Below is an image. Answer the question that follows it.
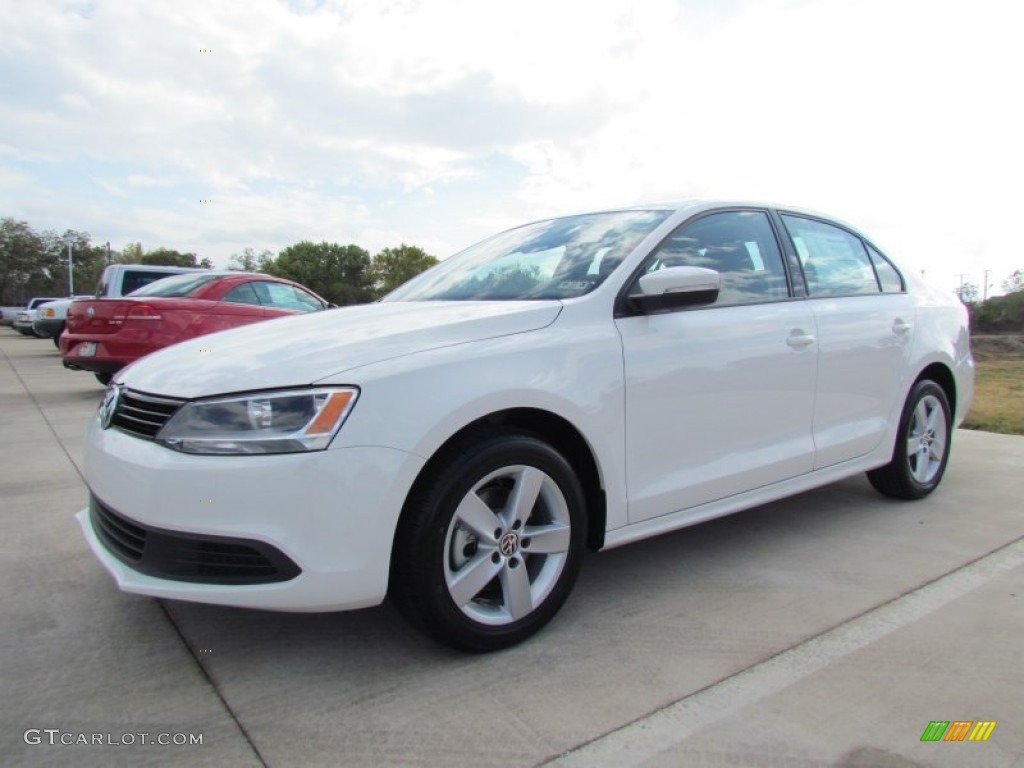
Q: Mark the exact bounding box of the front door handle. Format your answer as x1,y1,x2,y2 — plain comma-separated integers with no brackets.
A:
786,330,816,349
893,318,912,335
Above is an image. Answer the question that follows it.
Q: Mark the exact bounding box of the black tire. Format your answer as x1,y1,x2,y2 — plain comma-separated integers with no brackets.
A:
52,323,65,349
391,430,586,652
868,379,952,500
94,372,113,386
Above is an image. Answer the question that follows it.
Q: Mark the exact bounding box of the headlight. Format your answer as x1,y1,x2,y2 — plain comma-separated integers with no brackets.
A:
156,387,358,455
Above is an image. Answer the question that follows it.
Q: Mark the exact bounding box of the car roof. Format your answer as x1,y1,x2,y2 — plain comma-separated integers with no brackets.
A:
140,271,282,283
527,199,867,241
103,263,205,273
563,198,842,220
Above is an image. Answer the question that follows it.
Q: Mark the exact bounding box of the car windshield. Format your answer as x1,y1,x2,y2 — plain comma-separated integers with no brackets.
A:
127,273,220,298
383,210,671,301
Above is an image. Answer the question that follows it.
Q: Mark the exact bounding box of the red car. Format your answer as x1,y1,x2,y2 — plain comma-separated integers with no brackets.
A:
61,272,329,384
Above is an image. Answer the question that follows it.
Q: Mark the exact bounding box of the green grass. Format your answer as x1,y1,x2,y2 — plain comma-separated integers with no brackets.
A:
961,360,1024,435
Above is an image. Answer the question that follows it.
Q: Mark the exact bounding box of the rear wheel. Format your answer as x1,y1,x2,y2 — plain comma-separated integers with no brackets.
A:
51,323,65,349
868,380,952,500
391,430,586,652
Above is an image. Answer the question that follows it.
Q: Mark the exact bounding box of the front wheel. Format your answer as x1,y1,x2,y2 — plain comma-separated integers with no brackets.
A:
868,380,952,500
94,372,112,386
391,430,586,652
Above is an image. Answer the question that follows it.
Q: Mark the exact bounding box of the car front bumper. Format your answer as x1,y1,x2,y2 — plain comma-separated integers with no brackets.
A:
80,416,425,611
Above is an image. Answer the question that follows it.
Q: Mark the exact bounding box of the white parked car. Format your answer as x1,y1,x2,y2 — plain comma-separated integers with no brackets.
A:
33,295,94,347
13,297,61,336
77,201,973,651
1,306,25,327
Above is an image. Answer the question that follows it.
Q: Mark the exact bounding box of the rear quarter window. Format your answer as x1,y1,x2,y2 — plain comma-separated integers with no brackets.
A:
867,245,905,293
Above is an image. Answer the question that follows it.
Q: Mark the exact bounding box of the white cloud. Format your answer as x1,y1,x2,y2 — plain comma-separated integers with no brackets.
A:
0,167,32,189
0,0,1021,292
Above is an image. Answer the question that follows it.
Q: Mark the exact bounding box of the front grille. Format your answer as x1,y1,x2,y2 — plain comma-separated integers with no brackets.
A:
92,496,146,562
90,496,301,585
111,389,184,439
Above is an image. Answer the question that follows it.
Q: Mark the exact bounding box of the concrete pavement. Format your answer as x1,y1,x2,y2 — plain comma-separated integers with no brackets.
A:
1,329,1021,767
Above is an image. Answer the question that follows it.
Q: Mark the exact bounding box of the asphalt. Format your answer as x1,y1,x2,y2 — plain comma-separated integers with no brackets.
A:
1,329,1021,768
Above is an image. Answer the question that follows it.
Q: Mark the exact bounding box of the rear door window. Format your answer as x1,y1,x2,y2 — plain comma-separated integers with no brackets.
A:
781,215,879,296
252,282,323,311
223,282,263,305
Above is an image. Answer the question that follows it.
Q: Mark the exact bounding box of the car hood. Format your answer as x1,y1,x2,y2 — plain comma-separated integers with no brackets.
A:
118,300,563,398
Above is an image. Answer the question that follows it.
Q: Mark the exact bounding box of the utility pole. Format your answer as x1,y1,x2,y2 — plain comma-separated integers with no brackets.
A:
67,241,74,296
106,241,112,265
957,273,966,301
983,269,991,301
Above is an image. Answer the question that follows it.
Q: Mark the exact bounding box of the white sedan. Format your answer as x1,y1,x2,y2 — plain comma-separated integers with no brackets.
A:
78,201,973,651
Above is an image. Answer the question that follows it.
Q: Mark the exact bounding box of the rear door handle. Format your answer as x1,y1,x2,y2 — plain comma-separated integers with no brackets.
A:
893,318,912,335
786,330,816,349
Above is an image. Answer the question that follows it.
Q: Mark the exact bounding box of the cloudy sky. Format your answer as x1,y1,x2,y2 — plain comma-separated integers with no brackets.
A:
2,0,1021,296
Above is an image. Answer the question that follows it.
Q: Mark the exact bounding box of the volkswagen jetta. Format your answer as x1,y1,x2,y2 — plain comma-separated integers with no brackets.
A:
77,200,973,651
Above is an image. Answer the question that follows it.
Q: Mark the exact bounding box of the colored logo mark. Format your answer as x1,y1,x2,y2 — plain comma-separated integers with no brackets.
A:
920,720,997,742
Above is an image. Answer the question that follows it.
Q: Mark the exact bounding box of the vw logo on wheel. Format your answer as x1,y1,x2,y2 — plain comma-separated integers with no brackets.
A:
99,384,121,429
498,532,519,557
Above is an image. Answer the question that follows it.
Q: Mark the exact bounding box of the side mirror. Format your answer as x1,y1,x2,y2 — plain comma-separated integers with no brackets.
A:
628,266,721,313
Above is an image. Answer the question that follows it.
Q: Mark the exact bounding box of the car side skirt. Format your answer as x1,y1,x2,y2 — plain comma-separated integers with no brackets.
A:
602,444,899,551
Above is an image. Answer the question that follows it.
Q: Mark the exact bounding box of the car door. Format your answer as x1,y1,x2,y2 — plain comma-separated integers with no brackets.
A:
778,214,914,468
615,209,819,523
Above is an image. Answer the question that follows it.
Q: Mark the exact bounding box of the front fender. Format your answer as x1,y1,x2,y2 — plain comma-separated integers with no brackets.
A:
324,322,630,531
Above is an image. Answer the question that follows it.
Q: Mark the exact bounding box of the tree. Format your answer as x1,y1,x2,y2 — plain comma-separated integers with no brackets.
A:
1003,269,1024,295
2,220,221,303
116,244,210,269
41,228,107,297
229,247,275,273
958,282,979,304
140,248,202,267
0,218,47,303
120,242,144,263
0,221,109,301
971,290,1024,333
370,244,438,297
273,241,373,305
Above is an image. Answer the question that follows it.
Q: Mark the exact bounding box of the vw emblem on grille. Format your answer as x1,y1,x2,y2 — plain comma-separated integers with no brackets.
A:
99,384,121,429
499,532,519,557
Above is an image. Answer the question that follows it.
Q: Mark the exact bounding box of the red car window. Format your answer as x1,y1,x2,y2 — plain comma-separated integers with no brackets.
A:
222,282,262,305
